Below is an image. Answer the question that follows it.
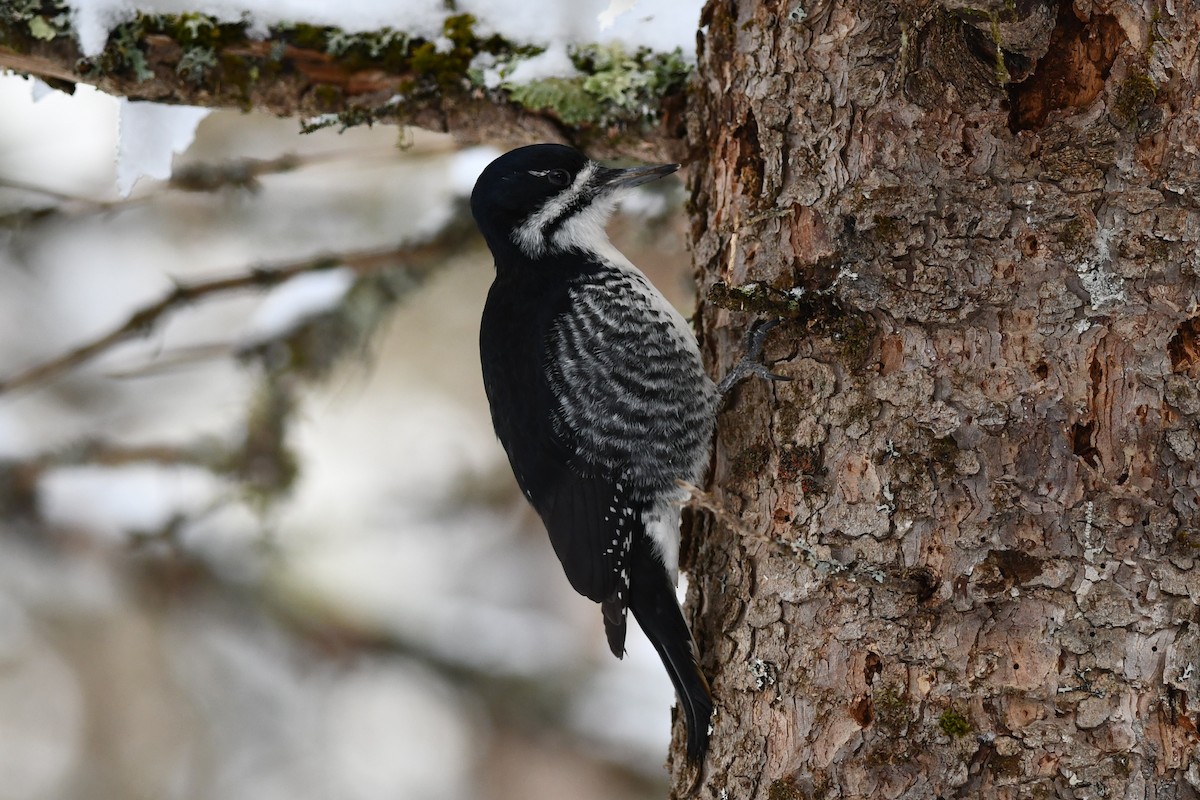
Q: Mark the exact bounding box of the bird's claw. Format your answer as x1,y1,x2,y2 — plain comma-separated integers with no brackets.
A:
717,318,790,396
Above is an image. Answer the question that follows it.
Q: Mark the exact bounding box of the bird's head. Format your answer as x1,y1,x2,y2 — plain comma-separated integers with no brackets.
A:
470,143,678,262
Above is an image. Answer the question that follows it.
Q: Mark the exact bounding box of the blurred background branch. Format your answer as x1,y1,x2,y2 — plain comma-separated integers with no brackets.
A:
0,212,473,394
0,66,693,798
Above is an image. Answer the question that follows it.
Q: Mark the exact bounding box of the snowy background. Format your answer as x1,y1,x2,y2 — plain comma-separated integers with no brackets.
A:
0,2,703,797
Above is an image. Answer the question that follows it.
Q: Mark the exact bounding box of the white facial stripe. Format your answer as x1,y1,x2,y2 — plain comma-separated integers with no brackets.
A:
513,162,597,258
549,195,620,261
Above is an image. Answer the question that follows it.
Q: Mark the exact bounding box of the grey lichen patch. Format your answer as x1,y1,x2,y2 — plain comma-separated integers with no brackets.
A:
1,0,70,44
107,21,155,82
507,78,603,126
708,281,806,317
503,44,690,127
1076,259,1126,309
27,14,59,40
176,45,217,83
749,657,779,691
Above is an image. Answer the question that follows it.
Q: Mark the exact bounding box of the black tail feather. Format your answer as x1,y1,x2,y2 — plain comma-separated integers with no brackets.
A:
601,597,627,658
628,536,712,763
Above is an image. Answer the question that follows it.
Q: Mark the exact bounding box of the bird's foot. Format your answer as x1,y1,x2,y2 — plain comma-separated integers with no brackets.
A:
716,318,791,396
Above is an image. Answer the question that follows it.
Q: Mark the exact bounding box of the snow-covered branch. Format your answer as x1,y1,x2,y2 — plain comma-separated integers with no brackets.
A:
0,2,693,160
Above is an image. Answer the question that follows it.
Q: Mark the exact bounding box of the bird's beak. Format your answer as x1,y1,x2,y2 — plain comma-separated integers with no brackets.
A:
595,162,679,191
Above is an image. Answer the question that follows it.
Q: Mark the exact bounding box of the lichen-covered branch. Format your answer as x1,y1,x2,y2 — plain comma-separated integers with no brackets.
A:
0,2,690,160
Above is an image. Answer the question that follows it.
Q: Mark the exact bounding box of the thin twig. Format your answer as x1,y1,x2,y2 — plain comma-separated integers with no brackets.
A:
0,218,475,395
0,146,408,223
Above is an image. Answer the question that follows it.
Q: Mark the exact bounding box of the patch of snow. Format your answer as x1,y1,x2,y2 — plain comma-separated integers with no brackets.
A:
38,464,224,541
116,99,211,196
241,266,356,345
0,77,118,193
66,0,704,59
324,661,475,800
615,184,671,219
598,0,638,30
448,145,502,196
503,42,578,84
29,78,57,102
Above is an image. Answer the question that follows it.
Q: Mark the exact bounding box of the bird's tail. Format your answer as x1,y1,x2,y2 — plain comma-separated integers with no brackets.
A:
629,535,713,763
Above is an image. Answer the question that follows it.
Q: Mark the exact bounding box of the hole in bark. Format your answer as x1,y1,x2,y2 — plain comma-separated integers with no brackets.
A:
1070,420,1100,467
849,695,874,727
864,652,883,685
903,566,942,601
1033,361,1050,379
1020,234,1040,256
1007,2,1124,132
1013,662,1021,670
989,549,1044,585
734,112,764,201
1090,352,1105,387
1168,316,1200,377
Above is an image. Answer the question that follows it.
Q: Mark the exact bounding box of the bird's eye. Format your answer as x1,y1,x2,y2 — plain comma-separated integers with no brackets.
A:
547,169,571,187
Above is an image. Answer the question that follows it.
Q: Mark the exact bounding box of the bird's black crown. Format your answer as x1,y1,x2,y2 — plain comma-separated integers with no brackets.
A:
470,143,678,262
470,144,590,255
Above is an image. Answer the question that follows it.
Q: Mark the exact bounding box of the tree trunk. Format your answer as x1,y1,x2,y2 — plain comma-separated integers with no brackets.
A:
683,0,1200,797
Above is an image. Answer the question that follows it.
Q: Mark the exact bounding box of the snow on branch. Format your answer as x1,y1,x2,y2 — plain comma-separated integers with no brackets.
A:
0,2,694,160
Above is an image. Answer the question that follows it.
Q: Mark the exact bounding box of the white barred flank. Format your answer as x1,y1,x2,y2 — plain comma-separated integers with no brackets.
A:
545,257,719,577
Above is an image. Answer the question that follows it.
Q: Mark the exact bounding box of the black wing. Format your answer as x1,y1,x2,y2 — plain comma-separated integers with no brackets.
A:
480,273,638,616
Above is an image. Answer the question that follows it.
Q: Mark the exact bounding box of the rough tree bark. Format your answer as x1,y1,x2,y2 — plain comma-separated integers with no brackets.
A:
684,0,1200,798
4,1,1200,798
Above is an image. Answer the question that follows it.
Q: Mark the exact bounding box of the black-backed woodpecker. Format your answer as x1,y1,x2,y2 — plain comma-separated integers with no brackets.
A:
472,143,716,762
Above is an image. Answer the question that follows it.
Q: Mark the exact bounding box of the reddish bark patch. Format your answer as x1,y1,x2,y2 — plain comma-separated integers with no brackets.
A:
1167,316,1200,378
1008,3,1124,132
